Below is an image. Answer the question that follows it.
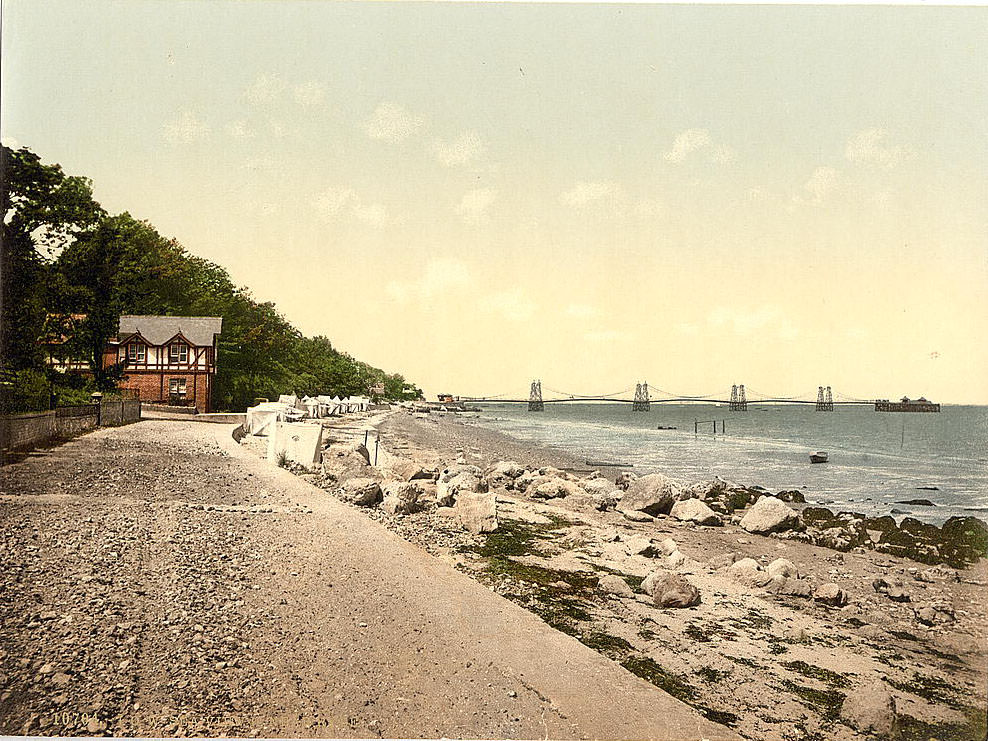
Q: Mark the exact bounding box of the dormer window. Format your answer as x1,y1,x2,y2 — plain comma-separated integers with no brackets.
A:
127,343,146,362
169,343,189,363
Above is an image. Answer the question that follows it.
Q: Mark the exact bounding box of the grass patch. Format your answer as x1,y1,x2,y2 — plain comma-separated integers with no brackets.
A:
620,656,695,703
580,631,634,658
782,661,849,688
890,630,920,642
888,671,969,709
726,655,760,668
696,666,729,683
638,628,658,641
730,608,773,631
896,706,988,741
781,680,846,720
472,517,572,558
684,621,737,643
767,641,790,655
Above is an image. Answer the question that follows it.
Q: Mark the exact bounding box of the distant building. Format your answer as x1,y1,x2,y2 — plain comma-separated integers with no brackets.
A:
111,315,223,413
43,314,92,373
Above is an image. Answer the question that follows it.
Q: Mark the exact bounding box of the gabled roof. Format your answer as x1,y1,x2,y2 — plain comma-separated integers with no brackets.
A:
118,315,222,347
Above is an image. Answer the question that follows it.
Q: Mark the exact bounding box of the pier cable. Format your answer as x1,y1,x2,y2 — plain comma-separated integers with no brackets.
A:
745,388,816,401
648,386,718,400
544,386,632,399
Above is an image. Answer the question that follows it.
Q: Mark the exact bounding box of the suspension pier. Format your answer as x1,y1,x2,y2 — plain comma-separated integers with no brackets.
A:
729,384,747,411
632,382,650,411
815,386,834,411
528,380,544,412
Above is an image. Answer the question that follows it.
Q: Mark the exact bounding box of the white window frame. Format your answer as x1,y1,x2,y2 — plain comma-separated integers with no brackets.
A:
127,343,146,362
168,343,189,364
169,378,187,395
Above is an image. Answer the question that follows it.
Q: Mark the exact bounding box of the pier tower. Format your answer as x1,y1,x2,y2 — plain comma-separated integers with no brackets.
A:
528,380,544,412
632,382,650,411
816,386,834,411
730,384,748,411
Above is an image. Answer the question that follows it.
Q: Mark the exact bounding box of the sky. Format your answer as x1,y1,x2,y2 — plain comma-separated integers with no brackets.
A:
2,1,986,402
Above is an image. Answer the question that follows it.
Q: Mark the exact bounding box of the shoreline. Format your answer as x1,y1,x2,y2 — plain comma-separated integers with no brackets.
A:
288,408,988,740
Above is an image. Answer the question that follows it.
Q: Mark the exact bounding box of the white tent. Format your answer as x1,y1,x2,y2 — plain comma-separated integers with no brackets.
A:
300,396,322,418
245,402,289,436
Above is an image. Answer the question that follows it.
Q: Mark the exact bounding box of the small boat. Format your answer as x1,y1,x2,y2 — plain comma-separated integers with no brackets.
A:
810,451,829,464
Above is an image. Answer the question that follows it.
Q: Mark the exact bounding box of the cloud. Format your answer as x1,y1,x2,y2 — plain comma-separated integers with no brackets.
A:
845,128,909,169
244,74,286,105
162,110,210,144
559,181,661,219
385,258,471,303
434,131,486,167
707,305,799,339
560,180,622,207
455,188,498,224
663,128,734,164
565,303,601,320
480,289,536,322
364,102,424,143
293,81,325,107
226,120,255,140
312,186,388,227
802,166,840,203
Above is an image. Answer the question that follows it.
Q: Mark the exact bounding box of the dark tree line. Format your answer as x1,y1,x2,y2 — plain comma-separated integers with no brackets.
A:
1,145,422,412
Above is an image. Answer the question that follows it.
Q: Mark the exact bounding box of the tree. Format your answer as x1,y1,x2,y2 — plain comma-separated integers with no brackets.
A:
1,146,103,372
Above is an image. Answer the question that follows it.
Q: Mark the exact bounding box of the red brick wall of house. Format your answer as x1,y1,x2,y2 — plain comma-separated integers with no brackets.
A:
118,372,212,413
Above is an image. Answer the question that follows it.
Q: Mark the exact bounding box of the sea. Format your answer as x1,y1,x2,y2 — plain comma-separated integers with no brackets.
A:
468,403,988,526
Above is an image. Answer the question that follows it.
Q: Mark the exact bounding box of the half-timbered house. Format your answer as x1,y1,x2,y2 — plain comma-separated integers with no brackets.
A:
111,315,223,413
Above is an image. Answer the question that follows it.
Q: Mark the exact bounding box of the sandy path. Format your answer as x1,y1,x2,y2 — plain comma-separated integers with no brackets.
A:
0,419,737,740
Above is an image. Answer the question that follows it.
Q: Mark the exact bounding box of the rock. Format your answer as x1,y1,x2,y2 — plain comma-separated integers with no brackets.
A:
729,558,772,587
455,492,499,534
625,536,662,558
338,478,383,506
886,585,911,603
658,537,679,556
840,680,897,736
484,461,525,489
670,498,722,526
681,477,731,500
437,472,483,507
812,583,848,607
642,572,701,608
592,490,621,511
531,477,582,500
740,496,799,534
706,552,741,570
380,482,422,515
622,510,654,523
767,558,799,579
617,473,682,516
581,477,619,497
765,575,814,597
666,550,687,568
896,498,935,506
913,602,954,626
388,458,435,482
775,489,806,503
438,464,482,483
615,471,638,490
915,565,959,583
598,574,635,598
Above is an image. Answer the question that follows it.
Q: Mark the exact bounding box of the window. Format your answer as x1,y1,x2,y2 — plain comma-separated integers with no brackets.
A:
168,343,189,363
169,378,187,396
126,343,146,362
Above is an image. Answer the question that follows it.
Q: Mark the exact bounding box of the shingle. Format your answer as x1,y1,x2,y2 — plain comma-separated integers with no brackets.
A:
118,315,222,346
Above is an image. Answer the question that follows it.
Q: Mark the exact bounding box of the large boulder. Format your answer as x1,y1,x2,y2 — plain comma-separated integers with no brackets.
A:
624,536,662,558
641,572,701,608
387,458,436,482
455,492,499,534
531,477,583,500
380,482,422,515
765,574,814,598
338,478,382,506
812,583,848,607
437,472,483,507
598,574,635,598
617,473,682,516
615,471,638,491
740,496,800,534
729,558,772,587
840,680,897,736
484,461,525,489
670,499,722,526
766,558,799,579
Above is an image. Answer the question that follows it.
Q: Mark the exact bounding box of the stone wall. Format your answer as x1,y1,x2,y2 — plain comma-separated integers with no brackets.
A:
1,400,142,461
